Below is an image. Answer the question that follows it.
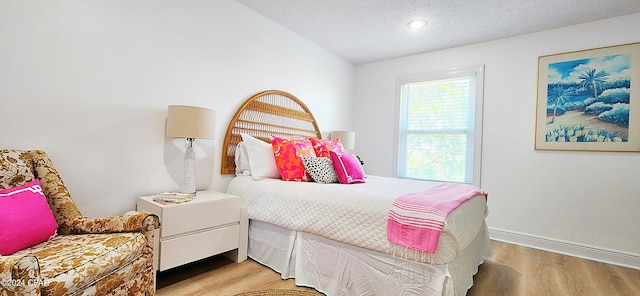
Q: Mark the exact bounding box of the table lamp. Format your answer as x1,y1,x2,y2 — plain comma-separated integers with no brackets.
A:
166,105,216,194
330,131,355,149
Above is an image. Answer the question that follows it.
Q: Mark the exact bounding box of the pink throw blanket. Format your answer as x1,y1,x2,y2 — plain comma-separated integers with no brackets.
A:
387,183,487,253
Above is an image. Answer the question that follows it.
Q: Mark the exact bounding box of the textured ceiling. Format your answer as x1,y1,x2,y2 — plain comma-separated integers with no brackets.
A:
237,0,640,65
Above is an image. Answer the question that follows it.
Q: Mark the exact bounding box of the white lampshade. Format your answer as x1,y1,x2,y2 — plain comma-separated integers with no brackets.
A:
166,105,216,139
330,131,355,149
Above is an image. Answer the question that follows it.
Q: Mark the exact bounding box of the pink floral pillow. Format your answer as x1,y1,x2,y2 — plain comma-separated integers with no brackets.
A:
329,151,365,184
0,179,58,255
271,136,316,181
308,138,345,158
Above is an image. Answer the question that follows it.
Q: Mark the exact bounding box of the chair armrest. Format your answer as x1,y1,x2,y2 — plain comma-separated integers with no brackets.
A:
0,255,41,295
67,212,160,255
67,212,160,234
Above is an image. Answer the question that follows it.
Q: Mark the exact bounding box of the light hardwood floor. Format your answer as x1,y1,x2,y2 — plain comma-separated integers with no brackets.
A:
156,240,640,295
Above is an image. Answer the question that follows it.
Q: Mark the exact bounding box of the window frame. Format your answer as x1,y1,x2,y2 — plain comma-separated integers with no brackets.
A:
393,65,485,186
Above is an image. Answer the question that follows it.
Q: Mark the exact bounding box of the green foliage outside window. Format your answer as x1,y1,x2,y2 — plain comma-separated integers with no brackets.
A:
399,74,477,183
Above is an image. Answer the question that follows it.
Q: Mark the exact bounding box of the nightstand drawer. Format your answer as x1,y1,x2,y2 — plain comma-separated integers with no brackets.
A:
161,196,240,237
159,224,240,271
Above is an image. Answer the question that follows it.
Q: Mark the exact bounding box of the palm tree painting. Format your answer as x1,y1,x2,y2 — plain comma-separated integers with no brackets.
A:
578,68,610,101
544,53,631,143
548,84,574,124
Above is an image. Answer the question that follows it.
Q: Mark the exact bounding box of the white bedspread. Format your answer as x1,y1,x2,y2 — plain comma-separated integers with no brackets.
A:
227,175,488,264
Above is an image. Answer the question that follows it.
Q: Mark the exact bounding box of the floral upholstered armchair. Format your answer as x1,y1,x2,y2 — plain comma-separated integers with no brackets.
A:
0,150,160,296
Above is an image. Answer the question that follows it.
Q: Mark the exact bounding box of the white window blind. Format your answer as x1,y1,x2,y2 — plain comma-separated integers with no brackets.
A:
396,66,484,185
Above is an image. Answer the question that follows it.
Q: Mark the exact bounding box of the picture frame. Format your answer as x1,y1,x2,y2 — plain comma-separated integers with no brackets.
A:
535,42,640,152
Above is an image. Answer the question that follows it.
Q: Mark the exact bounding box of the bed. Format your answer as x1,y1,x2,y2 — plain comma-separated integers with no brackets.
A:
222,90,491,296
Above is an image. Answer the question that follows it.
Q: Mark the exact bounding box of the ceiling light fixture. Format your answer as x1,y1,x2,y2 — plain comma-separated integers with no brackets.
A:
407,19,427,30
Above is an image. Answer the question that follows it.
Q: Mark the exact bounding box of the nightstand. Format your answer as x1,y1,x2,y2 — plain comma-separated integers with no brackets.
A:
136,190,248,272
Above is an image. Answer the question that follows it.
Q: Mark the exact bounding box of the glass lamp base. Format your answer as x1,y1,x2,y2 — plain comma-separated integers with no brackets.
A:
181,138,196,194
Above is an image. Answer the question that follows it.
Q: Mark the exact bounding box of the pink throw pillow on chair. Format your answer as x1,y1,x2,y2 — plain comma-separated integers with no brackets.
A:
329,151,365,184
0,179,58,255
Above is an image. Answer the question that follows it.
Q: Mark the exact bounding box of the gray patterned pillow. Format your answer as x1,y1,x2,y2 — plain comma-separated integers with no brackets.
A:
302,156,339,184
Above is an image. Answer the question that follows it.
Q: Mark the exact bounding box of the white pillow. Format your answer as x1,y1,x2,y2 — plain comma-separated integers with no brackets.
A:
241,133,281,180
234,142,251,176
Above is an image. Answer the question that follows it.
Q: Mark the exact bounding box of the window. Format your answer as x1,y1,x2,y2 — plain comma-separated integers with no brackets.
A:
395,66,484,185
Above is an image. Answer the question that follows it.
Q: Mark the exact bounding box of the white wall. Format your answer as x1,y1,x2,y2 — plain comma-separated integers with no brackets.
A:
1,0,637,268
355,14,640,265
0,1,354,217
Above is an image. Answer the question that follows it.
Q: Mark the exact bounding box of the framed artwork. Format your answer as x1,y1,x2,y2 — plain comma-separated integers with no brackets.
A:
535,42,640,152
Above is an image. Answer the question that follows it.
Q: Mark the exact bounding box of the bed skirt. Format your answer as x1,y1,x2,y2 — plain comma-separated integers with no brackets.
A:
248,220,491,296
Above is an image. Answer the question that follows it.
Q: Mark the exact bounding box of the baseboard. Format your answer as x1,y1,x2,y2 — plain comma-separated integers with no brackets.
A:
488,227,640,270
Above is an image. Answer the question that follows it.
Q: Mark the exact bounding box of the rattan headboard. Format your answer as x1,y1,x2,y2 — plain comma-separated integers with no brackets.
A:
221,90,322,174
